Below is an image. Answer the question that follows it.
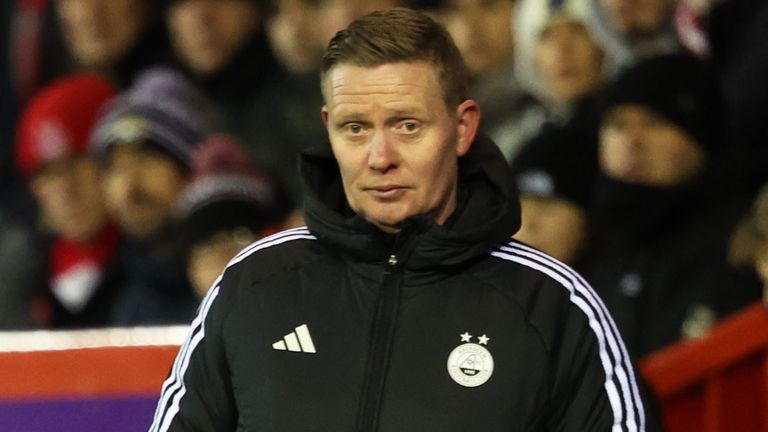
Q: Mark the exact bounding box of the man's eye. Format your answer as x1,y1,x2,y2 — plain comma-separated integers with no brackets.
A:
346,123,363,134
398,122,419,133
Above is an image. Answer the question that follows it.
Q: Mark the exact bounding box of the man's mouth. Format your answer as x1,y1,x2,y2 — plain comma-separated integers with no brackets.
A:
367,185,406,199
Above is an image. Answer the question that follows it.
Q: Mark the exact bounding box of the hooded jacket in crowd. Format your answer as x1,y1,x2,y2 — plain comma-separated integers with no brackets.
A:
180,31,321,209
580,54,760,359
150,136,644,431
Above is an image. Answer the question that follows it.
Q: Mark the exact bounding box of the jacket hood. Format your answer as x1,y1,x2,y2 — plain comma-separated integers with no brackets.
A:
300,135,521,271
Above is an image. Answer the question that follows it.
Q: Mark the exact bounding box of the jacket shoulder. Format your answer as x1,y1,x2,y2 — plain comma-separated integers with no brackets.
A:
480,239,583,299
479,240,617,351
483,240,645,430
222,227,320,282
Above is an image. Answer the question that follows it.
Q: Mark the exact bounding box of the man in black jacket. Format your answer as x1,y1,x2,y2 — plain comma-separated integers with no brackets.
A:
150,8,645,431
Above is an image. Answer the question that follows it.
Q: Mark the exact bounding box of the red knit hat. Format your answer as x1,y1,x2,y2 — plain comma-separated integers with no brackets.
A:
15,74,117,178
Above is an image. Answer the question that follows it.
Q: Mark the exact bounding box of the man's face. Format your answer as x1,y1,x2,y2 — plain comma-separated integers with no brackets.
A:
102,144,187,239
322,61,479,233
599,105,706,186
535,21,603,104
441,0,516,74
55,0,147,68
31,156,107,243
267,0,324,75
167,0,259,75
599,0,671,37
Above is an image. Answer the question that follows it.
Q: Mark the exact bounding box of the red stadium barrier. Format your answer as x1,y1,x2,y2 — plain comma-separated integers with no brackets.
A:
0,346,179,399
0,327,186,432
640,302,768,432
0,327,184,399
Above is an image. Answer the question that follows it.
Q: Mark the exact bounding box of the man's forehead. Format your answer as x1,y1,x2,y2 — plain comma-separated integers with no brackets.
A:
327,61,438,87
324,61,442,106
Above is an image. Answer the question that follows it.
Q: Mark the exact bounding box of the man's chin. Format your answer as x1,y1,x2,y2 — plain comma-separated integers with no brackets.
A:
362,212,408,234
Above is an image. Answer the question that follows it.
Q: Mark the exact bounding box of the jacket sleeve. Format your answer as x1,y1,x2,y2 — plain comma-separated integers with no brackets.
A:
546,276,647,432
148,277,237,432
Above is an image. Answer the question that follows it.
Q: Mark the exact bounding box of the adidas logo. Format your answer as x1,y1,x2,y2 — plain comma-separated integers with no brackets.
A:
272,324,316,353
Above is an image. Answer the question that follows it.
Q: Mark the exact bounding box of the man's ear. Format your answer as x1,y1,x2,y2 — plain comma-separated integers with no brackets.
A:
455,99,480,156
321,106,329,127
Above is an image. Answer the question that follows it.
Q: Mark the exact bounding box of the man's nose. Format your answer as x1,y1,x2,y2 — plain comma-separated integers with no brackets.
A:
368,131,399,172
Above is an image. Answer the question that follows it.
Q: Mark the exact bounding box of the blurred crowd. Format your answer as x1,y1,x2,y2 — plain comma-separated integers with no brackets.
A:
1,0,767,362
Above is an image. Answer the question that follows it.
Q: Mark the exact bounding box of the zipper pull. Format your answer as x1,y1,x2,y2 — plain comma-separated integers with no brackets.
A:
387,254,398,266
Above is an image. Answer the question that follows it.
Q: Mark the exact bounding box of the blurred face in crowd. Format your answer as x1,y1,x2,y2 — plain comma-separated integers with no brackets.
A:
187,228,254,298
167,0,260,75
102,144,187,239
55,0,149,69
514,196,588,264
30,156,108,243
599,0,672,38
440,0,516,74
267,0,325,75
535,21,603,104
317,0,400,46
599,105,706,187
322,61,479,233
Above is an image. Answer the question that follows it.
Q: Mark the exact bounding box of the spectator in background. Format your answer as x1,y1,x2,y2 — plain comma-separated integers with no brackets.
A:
581,53,759,358
1,6,42,328
584,0,680,66
316,0,402,46
164,0,302,205
514,0,608,122
0,1,43,330
511,123,597,266
15,74,120,328
434,0,545,162
262,0,328,223
266,0,325,76
90,68,207,326
45,0,171,88
174,134,289,298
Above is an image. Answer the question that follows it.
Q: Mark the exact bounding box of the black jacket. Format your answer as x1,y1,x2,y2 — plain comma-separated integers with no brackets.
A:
582,173,758,359
150,137,644,431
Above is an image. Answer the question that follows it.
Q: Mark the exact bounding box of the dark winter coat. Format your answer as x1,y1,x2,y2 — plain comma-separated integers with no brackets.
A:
581,173,759,358
150,136,645,432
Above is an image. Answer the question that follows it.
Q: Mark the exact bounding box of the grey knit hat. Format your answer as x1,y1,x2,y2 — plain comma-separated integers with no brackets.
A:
89,67,211,168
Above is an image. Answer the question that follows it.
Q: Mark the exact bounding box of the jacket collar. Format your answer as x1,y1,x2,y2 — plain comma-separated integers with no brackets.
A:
300,135,521,271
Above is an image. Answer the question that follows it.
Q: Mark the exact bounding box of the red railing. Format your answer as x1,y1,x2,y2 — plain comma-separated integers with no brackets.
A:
0,346,179,399
0,326,184,400
640,302,768,432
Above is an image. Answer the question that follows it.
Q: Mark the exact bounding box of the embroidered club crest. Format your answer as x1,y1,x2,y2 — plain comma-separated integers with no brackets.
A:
447,332,494,387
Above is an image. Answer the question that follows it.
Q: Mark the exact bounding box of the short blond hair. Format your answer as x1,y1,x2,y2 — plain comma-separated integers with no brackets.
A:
320,7,469,108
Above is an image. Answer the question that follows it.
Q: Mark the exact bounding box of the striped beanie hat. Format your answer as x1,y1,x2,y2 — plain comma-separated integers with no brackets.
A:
174,134,289,247
89,67,210,168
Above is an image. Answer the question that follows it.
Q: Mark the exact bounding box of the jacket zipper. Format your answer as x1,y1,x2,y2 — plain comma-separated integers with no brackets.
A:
355,253,403,432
